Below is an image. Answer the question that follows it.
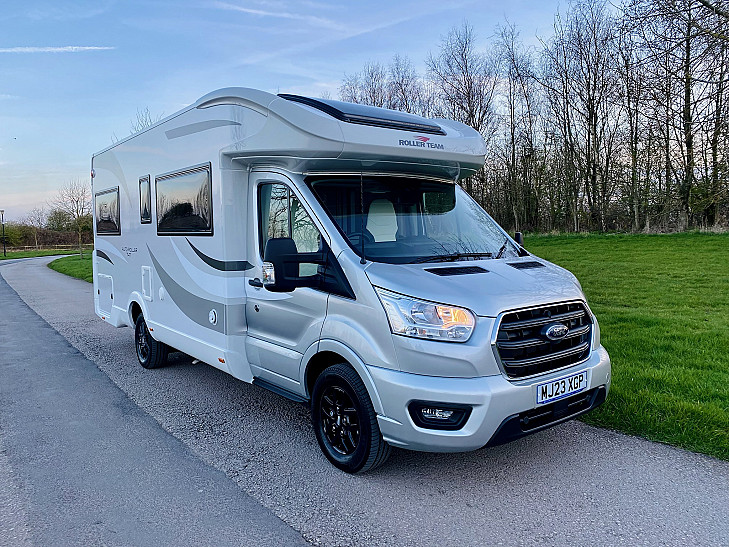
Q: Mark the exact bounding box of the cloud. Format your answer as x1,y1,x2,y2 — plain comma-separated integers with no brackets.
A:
0,46,115,53
212,1,342,30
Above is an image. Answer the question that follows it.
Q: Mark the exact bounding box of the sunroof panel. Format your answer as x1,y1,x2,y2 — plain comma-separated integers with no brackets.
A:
279,94,445,135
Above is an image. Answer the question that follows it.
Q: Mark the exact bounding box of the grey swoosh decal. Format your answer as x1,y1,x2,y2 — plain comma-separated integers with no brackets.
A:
148,247,226,334
187,238,253,272
165,120,241,139
96,249,114,265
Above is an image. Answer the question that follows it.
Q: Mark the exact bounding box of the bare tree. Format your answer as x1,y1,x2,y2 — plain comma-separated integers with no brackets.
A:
426,22,500,195
333,1,729,233
112,107,164,143
130,107,164,134
51,179,91,257
23,207,46,249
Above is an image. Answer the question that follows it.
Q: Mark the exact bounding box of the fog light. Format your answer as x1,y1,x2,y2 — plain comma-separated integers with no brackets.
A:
421,408,454,420
408,401,472,431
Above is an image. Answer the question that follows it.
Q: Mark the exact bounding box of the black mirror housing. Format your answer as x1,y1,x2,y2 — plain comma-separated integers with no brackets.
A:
514,231,524,246
263,237,326,292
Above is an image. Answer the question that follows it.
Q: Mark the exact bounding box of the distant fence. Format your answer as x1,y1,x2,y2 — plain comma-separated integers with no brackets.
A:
8,244,94,252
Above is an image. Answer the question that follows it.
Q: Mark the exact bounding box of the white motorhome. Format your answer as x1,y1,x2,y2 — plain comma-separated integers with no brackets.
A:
92,88,610,473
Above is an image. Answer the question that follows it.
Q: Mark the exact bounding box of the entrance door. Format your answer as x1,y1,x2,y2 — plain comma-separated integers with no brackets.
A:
244,173,328,388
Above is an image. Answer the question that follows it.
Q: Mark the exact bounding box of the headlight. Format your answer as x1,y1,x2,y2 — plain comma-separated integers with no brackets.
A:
374,287,475,342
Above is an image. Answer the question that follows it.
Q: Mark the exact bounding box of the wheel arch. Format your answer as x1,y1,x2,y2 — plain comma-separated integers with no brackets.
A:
301,339,384,415
127,292,148,328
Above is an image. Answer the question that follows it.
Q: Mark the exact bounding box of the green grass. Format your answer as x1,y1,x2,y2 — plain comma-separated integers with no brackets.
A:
48,254,93,283
526,232,729,461
45,233,729,460
0,249,78,260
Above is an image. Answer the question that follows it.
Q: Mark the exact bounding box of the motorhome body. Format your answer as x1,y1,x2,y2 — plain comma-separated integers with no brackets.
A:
92,88,611,472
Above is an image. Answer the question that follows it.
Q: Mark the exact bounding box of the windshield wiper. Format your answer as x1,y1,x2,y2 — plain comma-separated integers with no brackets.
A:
495,238,509,259
410,252,493,264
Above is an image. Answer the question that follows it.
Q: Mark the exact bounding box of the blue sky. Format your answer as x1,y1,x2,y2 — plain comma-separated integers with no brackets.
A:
0,0,559,220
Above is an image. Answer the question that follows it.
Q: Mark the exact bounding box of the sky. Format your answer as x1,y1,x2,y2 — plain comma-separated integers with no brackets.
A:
0,0,561,221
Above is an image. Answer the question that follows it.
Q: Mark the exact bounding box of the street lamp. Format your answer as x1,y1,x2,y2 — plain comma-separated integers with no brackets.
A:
0,209,5,257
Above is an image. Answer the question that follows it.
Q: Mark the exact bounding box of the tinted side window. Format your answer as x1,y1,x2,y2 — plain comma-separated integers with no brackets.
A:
259,183,289,255
95,187,121,235
258,183,321,275
156,164,212,235
139,176,151,224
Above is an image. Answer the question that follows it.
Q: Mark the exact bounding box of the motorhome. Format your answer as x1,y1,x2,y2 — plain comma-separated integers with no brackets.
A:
91,88,611,473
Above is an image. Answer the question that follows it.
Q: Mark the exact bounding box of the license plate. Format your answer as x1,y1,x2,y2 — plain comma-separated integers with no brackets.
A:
536,370,589,405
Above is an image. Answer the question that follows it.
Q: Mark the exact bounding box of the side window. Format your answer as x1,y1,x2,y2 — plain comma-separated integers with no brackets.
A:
258,183,321,275
291,194,320,253
95,187,121,235
156,163,212,235
139,175,151,224
259,183,289,254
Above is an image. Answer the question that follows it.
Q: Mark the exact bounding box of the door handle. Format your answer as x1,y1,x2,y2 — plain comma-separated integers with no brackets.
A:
248,278,263,288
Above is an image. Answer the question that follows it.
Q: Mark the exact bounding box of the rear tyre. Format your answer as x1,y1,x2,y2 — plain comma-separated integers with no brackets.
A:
134,315,168,369
312,363,391,473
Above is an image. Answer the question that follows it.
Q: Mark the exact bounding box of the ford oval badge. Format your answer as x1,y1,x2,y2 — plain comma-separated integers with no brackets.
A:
544,323,569,341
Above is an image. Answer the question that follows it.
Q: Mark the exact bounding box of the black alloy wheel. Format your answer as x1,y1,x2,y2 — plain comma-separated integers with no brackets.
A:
312,363,390,473
134,315,168,369
320,385,361,456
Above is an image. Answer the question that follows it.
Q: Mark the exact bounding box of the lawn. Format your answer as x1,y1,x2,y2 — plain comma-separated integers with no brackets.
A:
47,234,729,460
527,232,729,461
48,254,93,283
0,249,79,260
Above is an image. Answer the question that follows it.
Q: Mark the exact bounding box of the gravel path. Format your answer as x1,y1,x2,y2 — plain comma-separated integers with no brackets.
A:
1,256,728,546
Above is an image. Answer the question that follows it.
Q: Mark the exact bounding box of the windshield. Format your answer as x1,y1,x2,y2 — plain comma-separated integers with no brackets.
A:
307,176,520,264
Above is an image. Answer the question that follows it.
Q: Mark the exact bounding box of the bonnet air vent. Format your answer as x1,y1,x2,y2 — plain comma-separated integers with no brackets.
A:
278,94,446,135
508,261,546,270
424,266,489,276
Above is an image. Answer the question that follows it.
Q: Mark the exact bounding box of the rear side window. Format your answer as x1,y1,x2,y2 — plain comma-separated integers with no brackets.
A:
156,164,212,235
95,187,121,235
139,175,151,224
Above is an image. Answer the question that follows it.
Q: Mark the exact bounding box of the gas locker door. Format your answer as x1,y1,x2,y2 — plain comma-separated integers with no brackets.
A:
244,174,328,388
97,274,114,317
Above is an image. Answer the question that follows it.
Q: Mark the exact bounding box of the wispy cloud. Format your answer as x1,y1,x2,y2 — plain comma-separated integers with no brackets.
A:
212,1,342,30
0,46,115,53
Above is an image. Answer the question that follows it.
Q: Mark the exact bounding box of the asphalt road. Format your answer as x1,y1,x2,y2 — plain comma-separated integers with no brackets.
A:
0,259,307,547
1,256,728,546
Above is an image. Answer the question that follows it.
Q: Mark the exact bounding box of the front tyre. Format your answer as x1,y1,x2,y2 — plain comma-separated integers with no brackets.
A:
312,363,390,473
134,315,168,369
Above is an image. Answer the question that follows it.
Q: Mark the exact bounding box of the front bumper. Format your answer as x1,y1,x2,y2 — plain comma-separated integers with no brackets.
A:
368,345,611,452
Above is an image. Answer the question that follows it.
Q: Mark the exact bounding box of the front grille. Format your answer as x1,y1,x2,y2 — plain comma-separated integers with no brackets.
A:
495,301,592,379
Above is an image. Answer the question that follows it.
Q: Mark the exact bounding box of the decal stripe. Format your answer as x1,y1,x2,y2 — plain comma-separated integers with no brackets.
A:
147,246,247,336
148,247,226,334
186,238,253,272
165,120,241,139
96,249,114,265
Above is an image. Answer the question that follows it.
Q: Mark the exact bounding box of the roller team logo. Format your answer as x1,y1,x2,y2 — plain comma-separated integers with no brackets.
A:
399,135,445,150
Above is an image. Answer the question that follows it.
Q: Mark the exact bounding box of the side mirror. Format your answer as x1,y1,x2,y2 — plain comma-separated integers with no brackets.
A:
262,237,325,292
514,231,524,247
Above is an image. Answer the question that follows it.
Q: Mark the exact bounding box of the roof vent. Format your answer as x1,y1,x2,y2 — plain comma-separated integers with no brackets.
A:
507,261,546,270
424,266,489,276
279,94,446,135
